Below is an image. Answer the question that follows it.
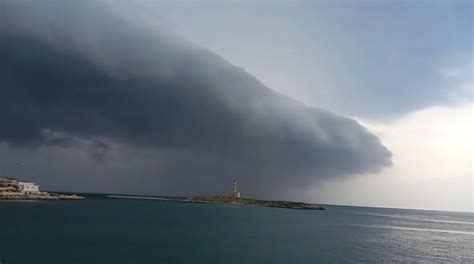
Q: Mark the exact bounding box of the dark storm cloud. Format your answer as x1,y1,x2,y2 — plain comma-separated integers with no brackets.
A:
0,1,391,198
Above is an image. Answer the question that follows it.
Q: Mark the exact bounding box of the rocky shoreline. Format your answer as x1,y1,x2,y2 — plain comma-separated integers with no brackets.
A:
0,192,85,201
187,196,325,210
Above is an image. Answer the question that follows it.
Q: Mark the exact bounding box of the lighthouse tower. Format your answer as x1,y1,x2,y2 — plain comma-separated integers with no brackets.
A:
232,180,241,198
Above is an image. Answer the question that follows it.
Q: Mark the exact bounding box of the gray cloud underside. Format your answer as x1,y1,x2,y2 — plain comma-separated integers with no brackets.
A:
0,1,391,198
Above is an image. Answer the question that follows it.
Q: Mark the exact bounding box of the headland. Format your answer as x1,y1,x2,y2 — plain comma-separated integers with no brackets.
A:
187,195,325,210
0,176,84,200
187,180,324,210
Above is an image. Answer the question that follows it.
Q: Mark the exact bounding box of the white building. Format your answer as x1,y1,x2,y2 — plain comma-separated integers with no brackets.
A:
18,182,40,193
232,180,241,198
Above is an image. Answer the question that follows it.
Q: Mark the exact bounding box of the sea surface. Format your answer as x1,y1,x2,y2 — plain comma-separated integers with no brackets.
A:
0,197,473,263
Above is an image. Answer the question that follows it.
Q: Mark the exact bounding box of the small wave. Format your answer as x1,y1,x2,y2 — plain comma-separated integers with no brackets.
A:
351,212,474,226
349,224,474,235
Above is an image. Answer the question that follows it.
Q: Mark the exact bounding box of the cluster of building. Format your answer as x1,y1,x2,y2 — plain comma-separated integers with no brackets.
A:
0,176,40,195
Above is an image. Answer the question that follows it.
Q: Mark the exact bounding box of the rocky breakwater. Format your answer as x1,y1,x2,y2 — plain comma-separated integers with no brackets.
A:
188,196,325,210
0,176,84,200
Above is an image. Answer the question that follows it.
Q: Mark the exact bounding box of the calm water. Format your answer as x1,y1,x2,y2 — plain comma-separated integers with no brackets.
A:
0,198,472,263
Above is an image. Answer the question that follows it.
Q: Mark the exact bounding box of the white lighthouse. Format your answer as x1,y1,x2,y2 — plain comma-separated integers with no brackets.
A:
232,180,241,198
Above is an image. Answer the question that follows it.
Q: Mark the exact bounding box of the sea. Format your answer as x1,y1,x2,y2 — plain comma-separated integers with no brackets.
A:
0,196,473,264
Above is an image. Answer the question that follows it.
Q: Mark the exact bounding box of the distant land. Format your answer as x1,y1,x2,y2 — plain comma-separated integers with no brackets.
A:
1,177,324,210
106,180,325,210
188,196,325,210
0,177,84,200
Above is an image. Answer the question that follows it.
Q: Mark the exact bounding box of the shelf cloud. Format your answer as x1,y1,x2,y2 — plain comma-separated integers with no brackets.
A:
0,1,391,198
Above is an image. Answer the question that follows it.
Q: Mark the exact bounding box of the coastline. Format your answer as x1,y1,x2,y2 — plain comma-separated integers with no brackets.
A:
0,192,85,201
1,176,85,201
186,196,325,210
